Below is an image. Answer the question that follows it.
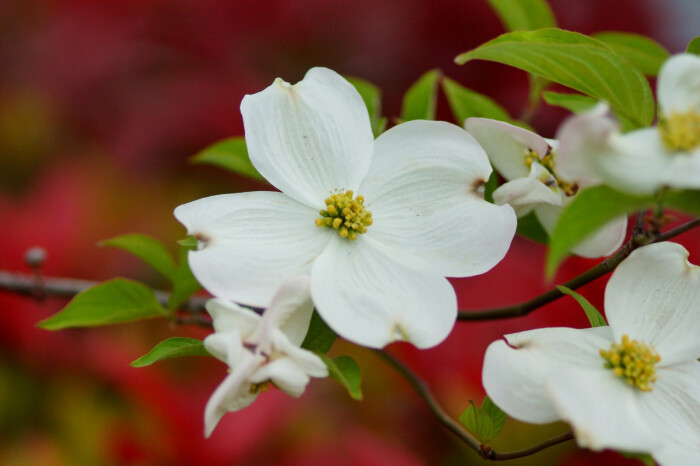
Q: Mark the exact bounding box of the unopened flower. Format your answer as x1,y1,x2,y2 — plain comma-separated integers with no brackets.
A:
465,118,626,258
482,242,700,464
556,53,700,195
203,275,327,437
176,67,516,349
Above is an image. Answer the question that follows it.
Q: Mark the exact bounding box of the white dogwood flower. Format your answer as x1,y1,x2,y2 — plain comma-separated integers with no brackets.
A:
465,118,626,258
556,53,700,195
175,67,516,349
203,275,327,437
482,242,700,465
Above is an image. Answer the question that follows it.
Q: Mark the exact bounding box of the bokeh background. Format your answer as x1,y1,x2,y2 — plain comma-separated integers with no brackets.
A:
1,0,699,464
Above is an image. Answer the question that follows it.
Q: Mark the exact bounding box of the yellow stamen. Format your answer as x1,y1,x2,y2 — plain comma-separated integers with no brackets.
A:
599,335,661,392
523,148,579,197
316,189,373,240
659,111,700,152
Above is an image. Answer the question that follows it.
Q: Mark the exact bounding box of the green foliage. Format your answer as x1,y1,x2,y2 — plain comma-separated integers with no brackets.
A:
347,76,386,136
177,237,198,247
459,396,507,443
542,91,636,132
687,36,700,55
556,286,607,328
546,186,655,278
319,354,363,400
38,279,166,330
131,337,211,367
483,171,499,204
167,246,202,311
487,0,556,31
401,69,440,121
516,211,549,244
441,77,511,125
455,28,655,128
593,32,669,76
301,311,337,353
100,233,178,282
664,190,700,217
619,452,656,466
190,137,264,180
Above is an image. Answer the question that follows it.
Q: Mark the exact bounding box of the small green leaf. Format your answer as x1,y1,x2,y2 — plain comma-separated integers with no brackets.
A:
619,452,655,466
547,186,654,278
542,91,636,132
593,32,669,76
556,285,607,328
401,69,441,121
483,171,499,204
131,337,211,367
100,234,178,282
177,237,198,247
687,36,700,55
482,396,507,436
167,246,202,311
487,0,556,31
664,190,700,217
190,137,263,180
516,211,549,244
455,28,655,128
38,278,167,330
459,400,496,443
441,77,511,125
319,354,363,400
346,76,384,137
301,311,337,353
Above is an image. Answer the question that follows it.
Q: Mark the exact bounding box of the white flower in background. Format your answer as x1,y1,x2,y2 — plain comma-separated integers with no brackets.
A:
482,242,700,465
203,275,327,437
465,117,626,258
556,53,700,195
175,67,517,349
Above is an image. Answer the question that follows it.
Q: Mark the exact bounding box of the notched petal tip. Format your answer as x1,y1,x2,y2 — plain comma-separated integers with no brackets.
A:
471,178,487,198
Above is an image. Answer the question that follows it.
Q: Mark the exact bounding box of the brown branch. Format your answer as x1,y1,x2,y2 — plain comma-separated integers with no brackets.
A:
374,350,574,461
458,217,699,321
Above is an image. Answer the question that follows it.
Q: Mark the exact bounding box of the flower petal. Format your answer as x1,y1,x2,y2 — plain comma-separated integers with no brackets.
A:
492,163,562,216
482,327,613,424
250,357,311,398
310,236,457,349
605,242,700,365
465,117,550,181
359,120,516,277
175,191,330,307
271,329,328,378
204,330,244,366
639,361,700,465
257,275,314,347
534,204,626,258
240,67,374,207
205,298,260,336
546,368,660,453
657,53,700,116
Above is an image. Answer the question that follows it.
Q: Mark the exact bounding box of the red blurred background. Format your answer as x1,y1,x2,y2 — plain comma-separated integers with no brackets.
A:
1,0,698,464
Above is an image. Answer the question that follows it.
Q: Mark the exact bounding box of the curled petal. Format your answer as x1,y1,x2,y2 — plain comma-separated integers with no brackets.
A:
482,327,612,424
204,330,245,366
605,242,700,365
657,53,700,116
271,329,328,378
492,163,562,216
241,67,374,207
311,236,457,349
206,298,260,336
255,275,314,347
250,357,311,398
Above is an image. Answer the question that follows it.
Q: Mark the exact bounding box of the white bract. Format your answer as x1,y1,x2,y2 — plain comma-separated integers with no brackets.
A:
175,67,517,349
482,242,700,465
556,53,700,195
203,275,327,438
465,118,626,258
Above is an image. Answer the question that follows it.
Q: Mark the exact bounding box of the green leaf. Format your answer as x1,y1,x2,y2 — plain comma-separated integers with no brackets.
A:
459,400,496,443
482,396,507,436
441,77,511,125
664,190,700,217
177,237,198,248
301,311,337,353
319,354,363,400
190,137,263,180
542,91,637,132
593,32,669,76
516,211,549,244
546,186,654,278
455,28,655,128
401,69,440,121
347,77,385,137
38,278,167,330
487,0,556,31
100,234,178,282
167,246,202,311
619,452,655,466
131,337,211,367
687,36,700,55
556,285,607,328
483,171,499,204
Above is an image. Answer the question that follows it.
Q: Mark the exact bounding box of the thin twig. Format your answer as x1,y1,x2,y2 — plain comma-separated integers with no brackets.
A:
458,216,699,321
374,350,574,461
